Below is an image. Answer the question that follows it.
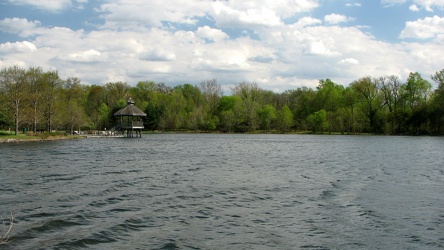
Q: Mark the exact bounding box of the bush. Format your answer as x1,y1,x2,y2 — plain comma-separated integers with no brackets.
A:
0,131,13,136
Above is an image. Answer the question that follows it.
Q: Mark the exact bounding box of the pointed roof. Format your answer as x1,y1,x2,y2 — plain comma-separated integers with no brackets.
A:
114,98,147,116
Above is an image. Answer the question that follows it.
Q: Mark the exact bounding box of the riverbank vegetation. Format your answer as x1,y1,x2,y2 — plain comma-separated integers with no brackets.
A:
1,65,444,135
0,130,83,143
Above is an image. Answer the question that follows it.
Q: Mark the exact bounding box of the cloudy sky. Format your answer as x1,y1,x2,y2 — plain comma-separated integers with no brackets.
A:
0,0,443,93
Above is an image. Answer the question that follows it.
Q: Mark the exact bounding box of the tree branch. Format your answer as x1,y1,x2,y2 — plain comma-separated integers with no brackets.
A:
0,213,14,244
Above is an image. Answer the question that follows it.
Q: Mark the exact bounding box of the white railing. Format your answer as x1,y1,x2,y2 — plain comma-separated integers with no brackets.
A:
117,121,144,128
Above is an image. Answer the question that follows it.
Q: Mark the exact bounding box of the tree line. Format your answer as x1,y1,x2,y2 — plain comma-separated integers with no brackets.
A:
1,65,444,135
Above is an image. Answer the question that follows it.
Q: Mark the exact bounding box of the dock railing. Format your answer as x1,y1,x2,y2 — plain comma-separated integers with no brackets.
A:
116,121,144,129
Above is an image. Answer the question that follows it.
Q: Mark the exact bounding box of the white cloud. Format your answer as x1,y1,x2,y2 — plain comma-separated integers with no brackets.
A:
345,3,361,7
339,58,359,65
98,0,210,30
6,0,74,12
0,41,37,53
196,26,229,42
305,40,340,56
295,17,322,27
400,15,444,39
189,38,253,73
212,2,281,28
382,0,444,11
409,4,420,11
403,42,444,74
211,0,319,29
249,55,274,63
324,14,354,25
271,25,424,85
0,18,41,36
58,49,102,63
0,19,430,91
1,0,444,92
413,0,444,11
139,49,176,62
381,0,407,7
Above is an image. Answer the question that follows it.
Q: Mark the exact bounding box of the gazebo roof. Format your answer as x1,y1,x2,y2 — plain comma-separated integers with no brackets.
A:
114,98,147,116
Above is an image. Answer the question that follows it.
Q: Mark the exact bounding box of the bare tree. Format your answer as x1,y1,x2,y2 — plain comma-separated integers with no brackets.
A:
351,76,385,132
25,67,44,133
200,79,222,116
376,75,402,133
105,81,130,108
63,77,88,134
41,70,62,132
231,82,262,131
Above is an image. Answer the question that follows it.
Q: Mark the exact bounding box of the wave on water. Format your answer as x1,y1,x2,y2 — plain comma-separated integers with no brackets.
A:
0,134,443,249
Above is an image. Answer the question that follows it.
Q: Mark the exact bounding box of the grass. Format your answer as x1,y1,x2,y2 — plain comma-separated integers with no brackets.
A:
0,131,39,140
0,131,15,136
0,130,84,142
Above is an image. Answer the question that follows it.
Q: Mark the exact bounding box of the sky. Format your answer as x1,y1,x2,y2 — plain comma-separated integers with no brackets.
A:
0,0,444,93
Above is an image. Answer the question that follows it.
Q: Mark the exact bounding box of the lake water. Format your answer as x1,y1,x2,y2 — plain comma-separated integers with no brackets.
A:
0,134,443,249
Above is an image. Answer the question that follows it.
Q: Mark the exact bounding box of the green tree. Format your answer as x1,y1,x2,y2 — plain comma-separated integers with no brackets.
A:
159,90,187,130
24,67,44,133
314,79,344,112
0,91,12,129
376,75,403,134
231,82,262,131
314,79,345,132
216,96,237,114
430,69,444,133
105,82,130,110
307,109,328,133
86,85,107,129
0,66,27,135
98,103,110,130
404,72,432,111
61,77,89,134
342,86,358,133
276,105,293,133
216,96,243,132
41,71,62,132
144,103,165,130
179,84,202,107
285,87,316,130
403,72,432,133
200,111,219,131
174,84,202,128
258,104,276,132
219,110,236,132
130,81,158,110
200,79,222,116
350,76,385,132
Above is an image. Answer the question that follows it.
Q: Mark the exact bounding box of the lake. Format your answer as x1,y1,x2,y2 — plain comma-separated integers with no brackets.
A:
0,134,443,249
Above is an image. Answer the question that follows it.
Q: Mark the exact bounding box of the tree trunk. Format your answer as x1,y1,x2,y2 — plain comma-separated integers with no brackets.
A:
15,100,19,135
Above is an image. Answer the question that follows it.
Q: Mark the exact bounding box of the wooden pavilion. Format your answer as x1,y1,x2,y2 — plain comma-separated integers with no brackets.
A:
113,98,147,137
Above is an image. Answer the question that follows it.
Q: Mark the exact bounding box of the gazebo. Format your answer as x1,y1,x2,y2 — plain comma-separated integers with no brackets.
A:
114,98,147,137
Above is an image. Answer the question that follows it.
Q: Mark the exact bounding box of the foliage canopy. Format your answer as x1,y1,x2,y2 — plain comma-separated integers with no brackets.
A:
1,65,443,135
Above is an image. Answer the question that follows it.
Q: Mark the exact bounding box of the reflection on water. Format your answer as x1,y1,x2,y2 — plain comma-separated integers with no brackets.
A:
0,134,443,249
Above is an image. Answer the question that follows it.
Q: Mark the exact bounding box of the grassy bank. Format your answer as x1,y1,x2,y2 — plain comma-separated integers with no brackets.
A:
0,131,85,143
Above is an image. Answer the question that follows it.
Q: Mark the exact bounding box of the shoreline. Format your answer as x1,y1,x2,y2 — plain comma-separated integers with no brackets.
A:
0,136,87,143
1,132,440,143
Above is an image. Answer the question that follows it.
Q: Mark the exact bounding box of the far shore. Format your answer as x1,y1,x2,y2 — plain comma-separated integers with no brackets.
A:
1,130,440,143
0,134,87,143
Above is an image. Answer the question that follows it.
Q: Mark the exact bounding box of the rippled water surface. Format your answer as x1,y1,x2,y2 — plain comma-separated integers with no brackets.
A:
0,134,443,249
